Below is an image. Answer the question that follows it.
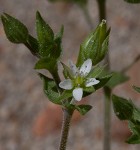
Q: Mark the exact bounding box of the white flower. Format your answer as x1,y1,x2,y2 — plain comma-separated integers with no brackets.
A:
59,59,100,101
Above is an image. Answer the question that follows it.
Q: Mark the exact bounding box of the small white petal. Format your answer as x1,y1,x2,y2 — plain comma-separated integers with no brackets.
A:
85,78,100,87
69,60,78,75
73,88,83,101
80,59,92,76
59,79,73,90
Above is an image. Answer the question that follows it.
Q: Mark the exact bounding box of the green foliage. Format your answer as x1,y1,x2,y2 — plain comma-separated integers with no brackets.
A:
133,86,140,93
112,95,134,120
75,104,92,115
87,65,105,78
61,62,73,79
25,35,39,56
48,0,88,6
77,20,110,66
65,104,92,115
1,13,28,43
106,72,129,89
34,12,64,75
36,11,54,57
39,73,72,105
94,73,113,90
34,57,57,73
112,94,140,144
124,0,140,3
127,121,140,144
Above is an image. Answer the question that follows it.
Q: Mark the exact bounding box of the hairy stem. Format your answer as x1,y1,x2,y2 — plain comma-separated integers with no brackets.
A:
59,109,73,150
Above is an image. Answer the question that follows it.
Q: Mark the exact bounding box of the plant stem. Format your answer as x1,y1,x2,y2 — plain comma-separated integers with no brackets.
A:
103,86,111,150
96,0,106,22
80,5,94,30
96,1,112,150
59,109,73,150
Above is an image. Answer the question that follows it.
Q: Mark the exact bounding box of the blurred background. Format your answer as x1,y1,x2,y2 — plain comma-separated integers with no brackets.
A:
0,0,140,150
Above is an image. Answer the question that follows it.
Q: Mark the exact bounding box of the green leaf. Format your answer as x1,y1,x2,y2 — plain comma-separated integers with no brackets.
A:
77,20,110,66
124,0,140,3
25,35,39,57
34,57,57,72
133,86,140,93
1,13,28,43
55,25,64,42
39,73,61,104
126,121,140,144
126,134,140,144
40,74,72,102
53,25,64,60
36,11,54,57
94,73,113,90
132,107,140,123
75,104,92,115
106,72,129,89
112,95,134,120
39,73,72,105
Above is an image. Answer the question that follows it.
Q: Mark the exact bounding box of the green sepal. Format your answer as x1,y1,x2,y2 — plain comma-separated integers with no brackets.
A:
61,62,73,79
65,104,92,115
133,86,140,93
59,90,73,103
1,13,28,43
87,65,105,78
94,73,113,90
77,20,110,66
124,0,140,3
83,73,112,97
126,121,140,144
106,72,129,89
112,95,134,120
39,73,72,105
83,86,95,93
75,104,92,115
36,11,54,57
34,57,57,72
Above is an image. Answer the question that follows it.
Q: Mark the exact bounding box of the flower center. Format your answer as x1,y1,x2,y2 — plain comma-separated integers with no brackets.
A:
74,75,84,87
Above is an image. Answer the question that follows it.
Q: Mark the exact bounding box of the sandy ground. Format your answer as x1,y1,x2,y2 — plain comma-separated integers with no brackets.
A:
0,0,140,150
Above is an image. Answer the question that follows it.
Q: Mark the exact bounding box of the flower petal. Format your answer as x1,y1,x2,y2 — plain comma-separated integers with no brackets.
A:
59,79,73,90
73,88,83,101
85,78,100,87
69,60,78,75
80,59,92,76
